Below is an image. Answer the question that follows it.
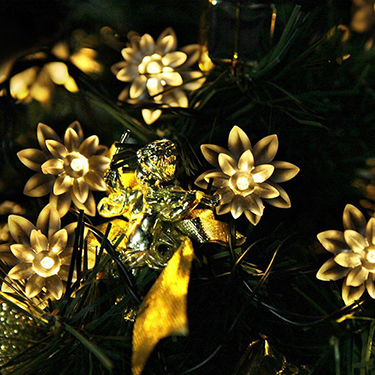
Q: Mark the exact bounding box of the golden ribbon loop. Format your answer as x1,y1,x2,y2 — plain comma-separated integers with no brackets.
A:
177,209,246,246
131,238,194,375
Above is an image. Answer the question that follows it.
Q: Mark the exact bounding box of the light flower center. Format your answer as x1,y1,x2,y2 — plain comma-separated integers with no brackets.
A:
33,251,61,278
236,176,251,191
70,158,85,172
40,256,55,270
64,152,89,178
367,250,375,264
139,54,164,75
229,172,255,196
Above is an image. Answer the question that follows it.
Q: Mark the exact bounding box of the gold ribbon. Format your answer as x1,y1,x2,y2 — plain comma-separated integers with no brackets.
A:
131,237,194,375
177,209,245,246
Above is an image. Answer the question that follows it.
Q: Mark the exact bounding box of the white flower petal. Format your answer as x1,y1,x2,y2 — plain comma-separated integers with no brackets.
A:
366,274,375,298
264,183,291,208
79,135,99,158
238,150,254,172
161,89,188,107
8,263,34,280
244,194,264,216
84,171,107,191
37,123,60,152
25,274,45,298
270,161,300,183
41,159,64,175
231,196,245,219
252,164,275,183
156,28,177,55
343,204,366,235
346,266,369,287
24,173,54,197
129,75,147,99
142,109,162,124
216,187,235,205
8,215,35,245
344,230,367,253
254,182,280,199
121,47,134,62
67,121,84,142
45,140,68,159
162,51,187,68
181,71,205,91
50,192,72,218
53,175,73,195
218,153,238,177
59,247,73,265
228,126,251,159
64,128,80,152
201,144,231,168
30,229,48,253
253,135,279,165
160,72,183,86
179,44,200,68
46,275,64,300
49,229,68,254
216,203,231,215
10,244,35,262
317,230,347,254
366,218,375,246
72,191,96,216
244,210,261,226
334,252,361,268
316,258,350,281
203,171,230,188
73,179,89,203
146,77,163,96
89,155,110,173
342,282,365,305
194,169,217,189
140,33,156,55
17,149,46,171
36,204,61,239
116,64,139,82
58,264,70,281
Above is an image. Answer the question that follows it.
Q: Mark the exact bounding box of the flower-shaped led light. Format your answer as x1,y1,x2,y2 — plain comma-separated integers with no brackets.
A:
111,28,204,124
2,205,78,300
18,121,110,217
316,204,375,305
195,126,299,225
1,41,101,104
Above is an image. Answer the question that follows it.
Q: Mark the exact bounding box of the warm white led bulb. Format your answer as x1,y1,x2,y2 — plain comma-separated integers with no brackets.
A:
367,250,375,264
70,158,84,172
236,176,250,191
40,256,54,270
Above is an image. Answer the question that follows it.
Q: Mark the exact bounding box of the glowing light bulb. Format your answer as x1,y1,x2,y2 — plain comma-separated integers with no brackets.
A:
367,250,375,264
236,176,250,191
70,158,84,171
147,62,162,74
40,257,54,270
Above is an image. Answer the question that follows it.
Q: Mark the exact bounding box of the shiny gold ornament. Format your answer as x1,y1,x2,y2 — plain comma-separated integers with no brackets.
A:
317,204,375,305
98,138,220,269
111,28,205,124
195,126,299,225
18,121,110,217
2,204,93,300
131,238,194,375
